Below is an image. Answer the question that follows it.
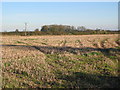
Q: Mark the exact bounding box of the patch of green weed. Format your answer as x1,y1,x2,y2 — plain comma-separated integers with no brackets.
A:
4,62,11,67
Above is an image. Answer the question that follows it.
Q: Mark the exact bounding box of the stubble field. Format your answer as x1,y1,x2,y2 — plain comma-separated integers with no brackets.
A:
1,34,120,88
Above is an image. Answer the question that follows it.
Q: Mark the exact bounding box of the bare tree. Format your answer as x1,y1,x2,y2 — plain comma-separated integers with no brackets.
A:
77,26,86,31
24,22,27,36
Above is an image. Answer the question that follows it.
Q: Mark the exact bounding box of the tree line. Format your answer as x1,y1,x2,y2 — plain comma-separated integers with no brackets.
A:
1,24,120,35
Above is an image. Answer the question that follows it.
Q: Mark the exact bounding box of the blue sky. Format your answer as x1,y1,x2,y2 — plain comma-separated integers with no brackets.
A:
2,2,118,31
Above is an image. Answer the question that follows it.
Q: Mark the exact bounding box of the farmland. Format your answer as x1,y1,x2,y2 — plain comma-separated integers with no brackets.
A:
1,34,120,88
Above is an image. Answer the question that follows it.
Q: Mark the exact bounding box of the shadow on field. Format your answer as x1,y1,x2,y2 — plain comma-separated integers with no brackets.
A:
1,44,120,59
2,45,120,88
49,72,120,88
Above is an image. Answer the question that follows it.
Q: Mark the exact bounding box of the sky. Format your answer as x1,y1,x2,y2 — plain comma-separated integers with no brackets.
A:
2,0,119,2
2,2,118,31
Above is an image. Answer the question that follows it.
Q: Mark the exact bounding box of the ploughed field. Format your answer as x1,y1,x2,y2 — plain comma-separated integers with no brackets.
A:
1,34,120,88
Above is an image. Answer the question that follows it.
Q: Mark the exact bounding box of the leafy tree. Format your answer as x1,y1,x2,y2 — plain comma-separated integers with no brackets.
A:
35,28,40,32
41,25,49,32
34,28,40,35
15,29,19,32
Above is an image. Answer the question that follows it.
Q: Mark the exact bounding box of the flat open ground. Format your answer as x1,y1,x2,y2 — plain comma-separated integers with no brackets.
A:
1,34,120,88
